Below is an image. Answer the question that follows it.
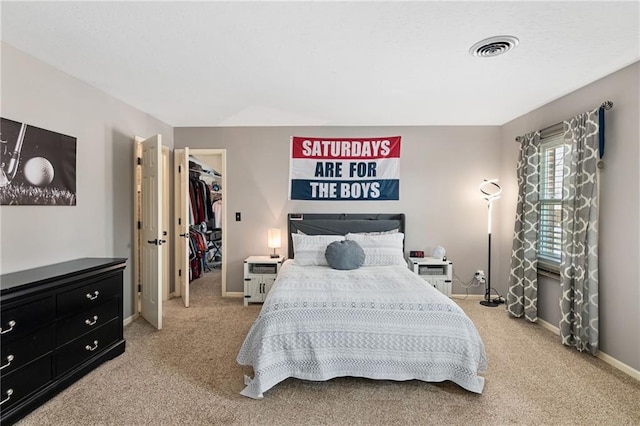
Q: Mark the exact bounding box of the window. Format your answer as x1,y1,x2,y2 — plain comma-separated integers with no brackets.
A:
538,133,565,272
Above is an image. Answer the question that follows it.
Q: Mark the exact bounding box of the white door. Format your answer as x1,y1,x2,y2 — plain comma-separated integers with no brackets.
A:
174,148,190,307
140,135,163,329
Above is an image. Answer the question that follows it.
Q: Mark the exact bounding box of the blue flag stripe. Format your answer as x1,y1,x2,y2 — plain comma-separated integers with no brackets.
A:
291,179,399,200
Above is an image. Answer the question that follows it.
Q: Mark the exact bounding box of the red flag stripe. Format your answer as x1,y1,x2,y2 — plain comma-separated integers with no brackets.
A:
291,136,401,159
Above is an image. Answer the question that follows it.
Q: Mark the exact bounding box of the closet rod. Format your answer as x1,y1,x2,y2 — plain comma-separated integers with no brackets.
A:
514,100,613,142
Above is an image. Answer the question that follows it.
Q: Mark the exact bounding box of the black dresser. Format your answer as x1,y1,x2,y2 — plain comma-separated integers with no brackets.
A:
0,258,127,425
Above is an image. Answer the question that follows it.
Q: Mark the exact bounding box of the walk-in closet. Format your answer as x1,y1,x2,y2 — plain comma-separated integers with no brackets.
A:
186,155,223,280
174,148,227,308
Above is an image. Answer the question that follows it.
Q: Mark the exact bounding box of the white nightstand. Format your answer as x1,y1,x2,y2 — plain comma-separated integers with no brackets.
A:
408,257,453,297
243,256,283,306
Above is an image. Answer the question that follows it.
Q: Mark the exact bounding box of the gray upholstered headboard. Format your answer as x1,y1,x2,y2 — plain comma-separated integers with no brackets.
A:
287,213,405,258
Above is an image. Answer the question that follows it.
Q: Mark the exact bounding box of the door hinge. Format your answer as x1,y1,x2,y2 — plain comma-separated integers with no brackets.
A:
178,218,181,225
137,284,141,292
178,165,181,173
137,157,142,165
137,221,141,229
179,269,182,277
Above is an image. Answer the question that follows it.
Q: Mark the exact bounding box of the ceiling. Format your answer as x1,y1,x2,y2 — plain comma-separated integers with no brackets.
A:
1,1,639,127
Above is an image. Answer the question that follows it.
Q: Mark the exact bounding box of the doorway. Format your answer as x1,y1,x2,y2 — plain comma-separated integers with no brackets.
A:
134,140,228,325
173,148,227,307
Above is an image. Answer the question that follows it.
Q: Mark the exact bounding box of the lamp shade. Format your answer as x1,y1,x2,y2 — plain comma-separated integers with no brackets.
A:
267,228,281,249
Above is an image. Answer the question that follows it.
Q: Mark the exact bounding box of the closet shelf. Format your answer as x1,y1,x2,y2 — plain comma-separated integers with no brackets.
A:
189,156,222,178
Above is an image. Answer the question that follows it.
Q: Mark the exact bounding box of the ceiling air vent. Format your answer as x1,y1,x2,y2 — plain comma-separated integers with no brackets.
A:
469,35,519,58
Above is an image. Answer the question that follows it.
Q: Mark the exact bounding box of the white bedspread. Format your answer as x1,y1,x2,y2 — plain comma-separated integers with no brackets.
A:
237,260,487,398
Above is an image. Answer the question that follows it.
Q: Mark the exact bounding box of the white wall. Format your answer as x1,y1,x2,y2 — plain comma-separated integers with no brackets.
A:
498,62,640,372
175,126,503,296
0,42,174,318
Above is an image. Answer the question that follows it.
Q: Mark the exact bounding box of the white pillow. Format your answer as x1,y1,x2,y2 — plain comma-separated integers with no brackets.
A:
292,234,345,266
345,232,405,266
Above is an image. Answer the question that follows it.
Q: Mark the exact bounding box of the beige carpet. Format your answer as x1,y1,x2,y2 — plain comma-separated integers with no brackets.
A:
17,271,640,426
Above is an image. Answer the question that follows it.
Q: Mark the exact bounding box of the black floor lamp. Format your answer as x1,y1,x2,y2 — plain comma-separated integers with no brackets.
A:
479,179,503,307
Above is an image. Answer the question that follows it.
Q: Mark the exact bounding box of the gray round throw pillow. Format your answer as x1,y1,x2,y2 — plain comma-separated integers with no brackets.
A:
325,240,365,270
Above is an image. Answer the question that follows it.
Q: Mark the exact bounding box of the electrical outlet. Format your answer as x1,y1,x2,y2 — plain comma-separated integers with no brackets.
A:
475,270,486,283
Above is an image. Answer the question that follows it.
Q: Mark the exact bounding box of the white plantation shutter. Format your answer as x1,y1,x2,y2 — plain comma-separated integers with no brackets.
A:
538,133,565,271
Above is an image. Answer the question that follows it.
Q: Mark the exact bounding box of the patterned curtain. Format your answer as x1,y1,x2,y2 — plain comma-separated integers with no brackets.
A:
507,132,540,321
559,108,600,355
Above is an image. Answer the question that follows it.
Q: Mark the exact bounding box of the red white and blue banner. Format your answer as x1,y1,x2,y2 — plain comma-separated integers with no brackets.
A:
289,136,401,201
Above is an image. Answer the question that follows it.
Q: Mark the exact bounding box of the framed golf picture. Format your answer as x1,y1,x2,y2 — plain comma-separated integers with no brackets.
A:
0,117,77,205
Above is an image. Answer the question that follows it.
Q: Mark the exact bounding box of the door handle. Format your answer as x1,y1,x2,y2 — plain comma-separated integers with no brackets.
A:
0,355,14,371
85,340,99,351
179,233,189,238
86,291,100,300
0,320,16,335
0,389,13,406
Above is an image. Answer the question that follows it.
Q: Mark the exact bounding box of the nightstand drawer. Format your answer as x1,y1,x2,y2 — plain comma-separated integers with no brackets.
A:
56,275,120,316
56,298,119,346
1,326,54,377
0,355,53,413
0,296,55,342
56,319,120,376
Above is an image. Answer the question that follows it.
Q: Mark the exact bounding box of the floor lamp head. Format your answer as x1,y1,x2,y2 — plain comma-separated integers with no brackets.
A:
479,178,502,234
479,178,502,203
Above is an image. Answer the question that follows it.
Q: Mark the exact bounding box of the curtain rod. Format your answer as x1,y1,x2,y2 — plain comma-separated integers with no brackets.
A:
514,100,613,142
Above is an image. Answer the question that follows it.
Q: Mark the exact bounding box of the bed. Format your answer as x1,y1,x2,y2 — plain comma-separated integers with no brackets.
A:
237,213,487,398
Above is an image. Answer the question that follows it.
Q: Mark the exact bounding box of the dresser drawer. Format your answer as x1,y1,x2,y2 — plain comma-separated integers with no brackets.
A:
0,296,55,342
0,355,53,414
56,319,120,376
56,297,119,346
1,325,54,378
56,275,120,316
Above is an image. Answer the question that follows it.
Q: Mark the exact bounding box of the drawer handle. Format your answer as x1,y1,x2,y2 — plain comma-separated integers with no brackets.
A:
0,389,13,406
85,315,98,326
85,340,99,351
0,320,16,334
0,355,15,370
86,291,100,300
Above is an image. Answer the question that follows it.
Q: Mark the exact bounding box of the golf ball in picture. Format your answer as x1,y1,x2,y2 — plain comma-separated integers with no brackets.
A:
24,157,55,186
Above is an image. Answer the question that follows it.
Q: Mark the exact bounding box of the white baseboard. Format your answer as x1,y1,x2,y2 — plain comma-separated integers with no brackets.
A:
450,294,484,300
123,313,139,327
224,291,243,298
537,317,560,334
596,351,640,381
538,318,640,381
